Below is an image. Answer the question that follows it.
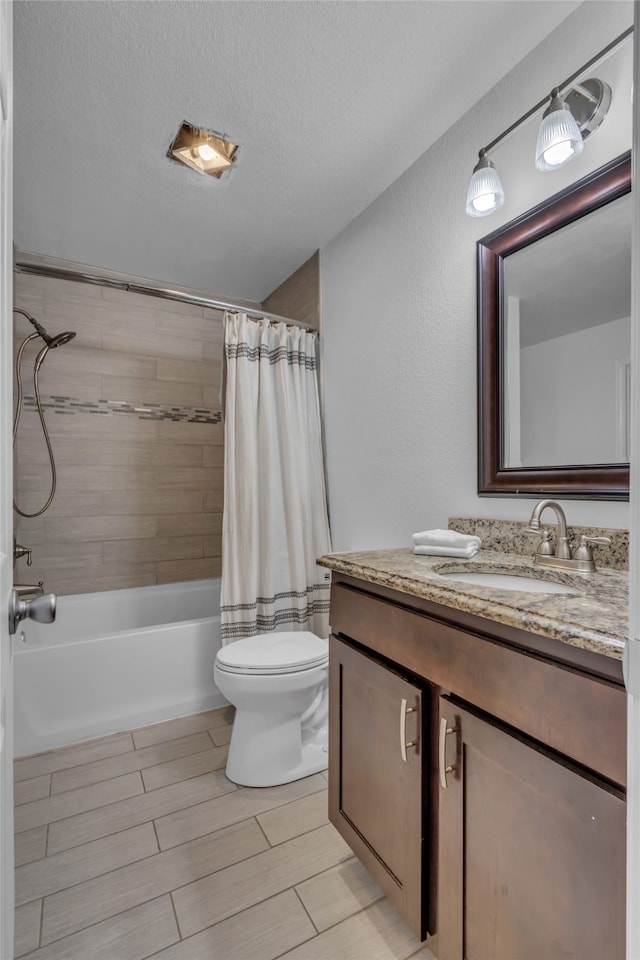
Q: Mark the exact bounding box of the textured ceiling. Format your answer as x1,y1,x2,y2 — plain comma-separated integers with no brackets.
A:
14,0,581,301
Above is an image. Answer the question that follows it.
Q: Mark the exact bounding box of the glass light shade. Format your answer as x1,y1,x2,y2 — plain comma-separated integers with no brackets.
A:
535,93,584,171
465,156,505,217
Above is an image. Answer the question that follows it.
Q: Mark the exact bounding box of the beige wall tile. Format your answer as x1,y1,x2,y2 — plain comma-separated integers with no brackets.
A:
14,775,51,807
16,822,158,905
278,898,421,960
155,773,326,851
14,272,226,596
51,565,159,597
202,445,224,469
14,899,42,957
156,420,221,445
157,557,217,583
14,772,145,832
33,370,102,401
262,252,320,330
102,490,205,516
15,732,134,782
257,791,328,846
17,542,103,571
14,492,103,518
15,826,48,868
44,346,156,381
141,745,228,792
47,769,237,854
156,311,221,340
24,465,157,493
203,535,222,558
156,358,217,384
202,384,222,407
149,890,315,960
45,516,156,543
156,513,219,537
50,731,214,794
295,857,383,932
102,328,204,361
102,536,203,565
173,823,351,939
20,440,202,469
28,895,179,960
101,374,203,406
203,489,224,511
41,819,267,945
156,467,221,491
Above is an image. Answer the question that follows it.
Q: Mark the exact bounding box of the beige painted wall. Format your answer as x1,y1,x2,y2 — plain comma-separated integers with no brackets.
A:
262,251,319,329
13,271,225,595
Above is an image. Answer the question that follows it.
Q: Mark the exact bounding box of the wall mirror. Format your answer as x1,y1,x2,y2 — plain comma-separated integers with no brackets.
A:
477,150,631,499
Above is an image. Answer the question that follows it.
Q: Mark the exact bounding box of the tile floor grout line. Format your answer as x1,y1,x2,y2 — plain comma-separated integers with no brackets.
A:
151,818,162,855
17,835,165,909
37,892,183,956
36,821,347,951
168,889,184,942
292,883,321,935
37,896,44,951
47,743,223,800
254,814,274,848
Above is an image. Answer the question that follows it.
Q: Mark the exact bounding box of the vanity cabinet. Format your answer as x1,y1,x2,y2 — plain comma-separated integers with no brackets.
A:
327,573,627,960
328,635,428,939
437,697,625,960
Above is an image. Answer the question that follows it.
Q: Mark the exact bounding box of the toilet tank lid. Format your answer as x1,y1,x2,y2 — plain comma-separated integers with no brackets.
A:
216,631,328,671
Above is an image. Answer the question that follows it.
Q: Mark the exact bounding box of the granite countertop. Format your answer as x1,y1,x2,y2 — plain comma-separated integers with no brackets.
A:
317,548,628,661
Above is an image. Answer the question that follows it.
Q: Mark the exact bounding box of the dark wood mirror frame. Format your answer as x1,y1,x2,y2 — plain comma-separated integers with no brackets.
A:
477,150,631,500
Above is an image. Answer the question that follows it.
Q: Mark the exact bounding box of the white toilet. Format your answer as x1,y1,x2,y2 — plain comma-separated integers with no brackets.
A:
214,631,329,787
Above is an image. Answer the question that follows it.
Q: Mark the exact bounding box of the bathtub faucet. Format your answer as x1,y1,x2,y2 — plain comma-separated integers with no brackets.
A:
8,587,56,635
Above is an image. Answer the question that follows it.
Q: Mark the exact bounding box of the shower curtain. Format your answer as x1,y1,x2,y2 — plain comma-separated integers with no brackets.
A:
220,312,331,642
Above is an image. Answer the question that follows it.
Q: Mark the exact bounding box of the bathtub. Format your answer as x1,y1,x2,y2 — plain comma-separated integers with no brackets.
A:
13,578,227,757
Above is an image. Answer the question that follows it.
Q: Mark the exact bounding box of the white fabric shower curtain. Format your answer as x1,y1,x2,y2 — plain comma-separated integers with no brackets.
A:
220,313,331,642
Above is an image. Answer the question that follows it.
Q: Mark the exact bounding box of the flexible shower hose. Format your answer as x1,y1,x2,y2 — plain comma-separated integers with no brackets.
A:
13,333,59,518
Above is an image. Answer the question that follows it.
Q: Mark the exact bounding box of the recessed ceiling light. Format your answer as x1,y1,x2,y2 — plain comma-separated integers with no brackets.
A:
167,121,239,179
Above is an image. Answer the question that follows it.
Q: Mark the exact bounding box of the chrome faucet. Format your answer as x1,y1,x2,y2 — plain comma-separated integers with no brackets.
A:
526,500,611,574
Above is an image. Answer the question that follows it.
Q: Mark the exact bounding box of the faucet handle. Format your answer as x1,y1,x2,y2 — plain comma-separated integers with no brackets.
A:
535,529,555,557
572,535,612,562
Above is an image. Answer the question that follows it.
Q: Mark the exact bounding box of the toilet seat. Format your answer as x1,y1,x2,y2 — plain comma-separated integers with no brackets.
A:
215,631,328,676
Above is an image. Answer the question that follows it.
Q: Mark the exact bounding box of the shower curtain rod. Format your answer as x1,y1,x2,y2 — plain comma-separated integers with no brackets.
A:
13,261,314,332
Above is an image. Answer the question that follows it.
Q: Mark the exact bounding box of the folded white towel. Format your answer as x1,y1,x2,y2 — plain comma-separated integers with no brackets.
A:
412,528,481,550
414,543,480,559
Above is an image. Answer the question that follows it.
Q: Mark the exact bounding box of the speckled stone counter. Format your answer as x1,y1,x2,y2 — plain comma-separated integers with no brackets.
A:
317,548,628,661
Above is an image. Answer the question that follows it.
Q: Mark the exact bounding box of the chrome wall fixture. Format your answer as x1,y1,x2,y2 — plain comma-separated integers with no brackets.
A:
465,26,631,218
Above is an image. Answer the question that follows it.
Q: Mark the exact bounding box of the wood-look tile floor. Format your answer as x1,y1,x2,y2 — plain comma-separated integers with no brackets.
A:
14,708,433,960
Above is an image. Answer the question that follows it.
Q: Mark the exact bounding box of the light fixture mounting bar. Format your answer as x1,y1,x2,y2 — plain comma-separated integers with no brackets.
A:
480,24,633,158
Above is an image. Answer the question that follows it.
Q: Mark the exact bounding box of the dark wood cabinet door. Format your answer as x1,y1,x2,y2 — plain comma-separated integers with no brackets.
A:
437,696,626,960
329,634,426,939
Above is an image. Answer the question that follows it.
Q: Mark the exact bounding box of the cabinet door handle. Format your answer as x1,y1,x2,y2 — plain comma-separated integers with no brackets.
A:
439,716,458,788
400,697,418,762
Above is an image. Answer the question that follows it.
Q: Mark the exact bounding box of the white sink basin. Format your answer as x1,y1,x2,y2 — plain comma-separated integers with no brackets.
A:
438,571,582,595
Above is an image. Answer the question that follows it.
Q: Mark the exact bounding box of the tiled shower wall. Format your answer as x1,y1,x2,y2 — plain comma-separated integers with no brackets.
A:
13,271,226,595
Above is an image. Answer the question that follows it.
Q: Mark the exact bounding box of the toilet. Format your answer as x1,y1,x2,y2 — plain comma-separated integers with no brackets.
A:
214,631,329,787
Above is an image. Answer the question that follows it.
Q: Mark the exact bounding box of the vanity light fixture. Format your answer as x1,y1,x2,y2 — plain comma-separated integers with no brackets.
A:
534,88,584,171
464,25,630,217
466,151,505,217
167,121,239,179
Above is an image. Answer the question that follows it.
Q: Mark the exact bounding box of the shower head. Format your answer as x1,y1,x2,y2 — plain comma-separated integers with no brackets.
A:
47,331,76,348
14,308,76,349
34,331,76,373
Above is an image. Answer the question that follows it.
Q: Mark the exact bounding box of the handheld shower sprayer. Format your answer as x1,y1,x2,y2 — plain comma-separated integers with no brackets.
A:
13,308,77,518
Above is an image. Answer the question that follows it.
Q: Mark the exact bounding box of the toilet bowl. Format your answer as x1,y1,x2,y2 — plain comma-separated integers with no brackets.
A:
214,631,329,787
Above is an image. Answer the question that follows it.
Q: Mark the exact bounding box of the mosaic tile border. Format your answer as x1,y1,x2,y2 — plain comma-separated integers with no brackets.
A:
23,394,222,424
